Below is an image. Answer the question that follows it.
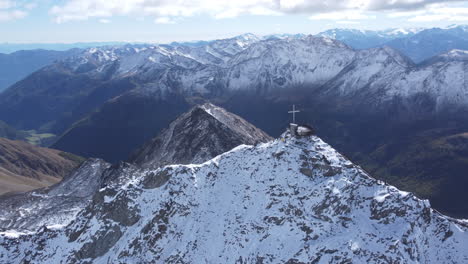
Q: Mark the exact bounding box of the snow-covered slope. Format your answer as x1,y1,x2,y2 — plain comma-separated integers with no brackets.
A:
0,159,110,232
385,25,468,63
129,103,272,168
421,49,468,66
316,45,468,111
1,132,467,263
56,35,356,95
323,46,412,97
317,28,422,50
224,36,355,91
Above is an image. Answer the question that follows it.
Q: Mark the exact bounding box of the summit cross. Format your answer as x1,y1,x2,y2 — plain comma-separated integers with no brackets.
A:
288,105,300,124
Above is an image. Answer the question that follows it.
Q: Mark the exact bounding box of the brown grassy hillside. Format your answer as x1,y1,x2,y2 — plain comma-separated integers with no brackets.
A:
0,138,84,195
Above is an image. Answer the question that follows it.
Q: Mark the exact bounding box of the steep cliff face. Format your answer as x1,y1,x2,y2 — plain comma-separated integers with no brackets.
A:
1,132,467,263
130,103,272,168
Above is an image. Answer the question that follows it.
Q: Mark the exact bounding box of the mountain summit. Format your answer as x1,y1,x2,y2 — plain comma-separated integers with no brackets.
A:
0,104,270,232
1,130,467,263
129,103,272,168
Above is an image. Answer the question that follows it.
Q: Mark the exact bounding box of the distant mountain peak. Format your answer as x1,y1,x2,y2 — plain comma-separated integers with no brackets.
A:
236,33,259,41
420,48,468,66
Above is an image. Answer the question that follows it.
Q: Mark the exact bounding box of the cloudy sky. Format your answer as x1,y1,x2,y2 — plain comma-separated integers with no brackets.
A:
2,0,468,43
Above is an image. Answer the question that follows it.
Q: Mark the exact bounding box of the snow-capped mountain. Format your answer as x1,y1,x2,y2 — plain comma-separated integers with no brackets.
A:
1,130,467,263
316,28,422,50
4,32,468,133
34,33,467,108
224,36,355,91
51,35,357,95
317,26,468,63
322,46,412,97
420,49,468,66
385,25,468,63
0,104,270,232
129,103,272,168
295,44,468,114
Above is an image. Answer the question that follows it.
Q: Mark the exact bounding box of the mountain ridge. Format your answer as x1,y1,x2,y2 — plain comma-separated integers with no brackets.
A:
129,103,272,168
1,130,467,263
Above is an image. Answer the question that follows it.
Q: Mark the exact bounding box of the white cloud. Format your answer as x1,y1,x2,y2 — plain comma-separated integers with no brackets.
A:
0,0,32,22
309,11,375,21
0,9,27,21
24,3,37,10
155,17,175,24
336,20,362,24
389,3,468,22
387,10,427,18
48,0,467,23
0,0,13,10
99,18,111,23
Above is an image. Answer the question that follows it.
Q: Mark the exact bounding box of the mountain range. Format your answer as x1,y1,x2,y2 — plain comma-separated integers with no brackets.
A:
2,25,468,95
318,25,468,63
1,105,467,263
1,28,468,218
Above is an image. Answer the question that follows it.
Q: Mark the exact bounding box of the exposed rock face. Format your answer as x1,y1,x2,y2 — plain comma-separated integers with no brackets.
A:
129,103,272,168
1,132,467,263
0,137,84,195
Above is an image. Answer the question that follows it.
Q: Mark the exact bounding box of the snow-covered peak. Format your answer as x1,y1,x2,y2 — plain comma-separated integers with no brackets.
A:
129,103,271,168
322,46,411,97
303,34,350,49
1,131,467,263
446,49,468,58
442,24,468,31
224,36,356,90
236,33,260,42
318,27,423,40
199,103,272,141
263,33,306,40
381,27,424,37
318,28,371,38
432,49,468,62
374,46,414,67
